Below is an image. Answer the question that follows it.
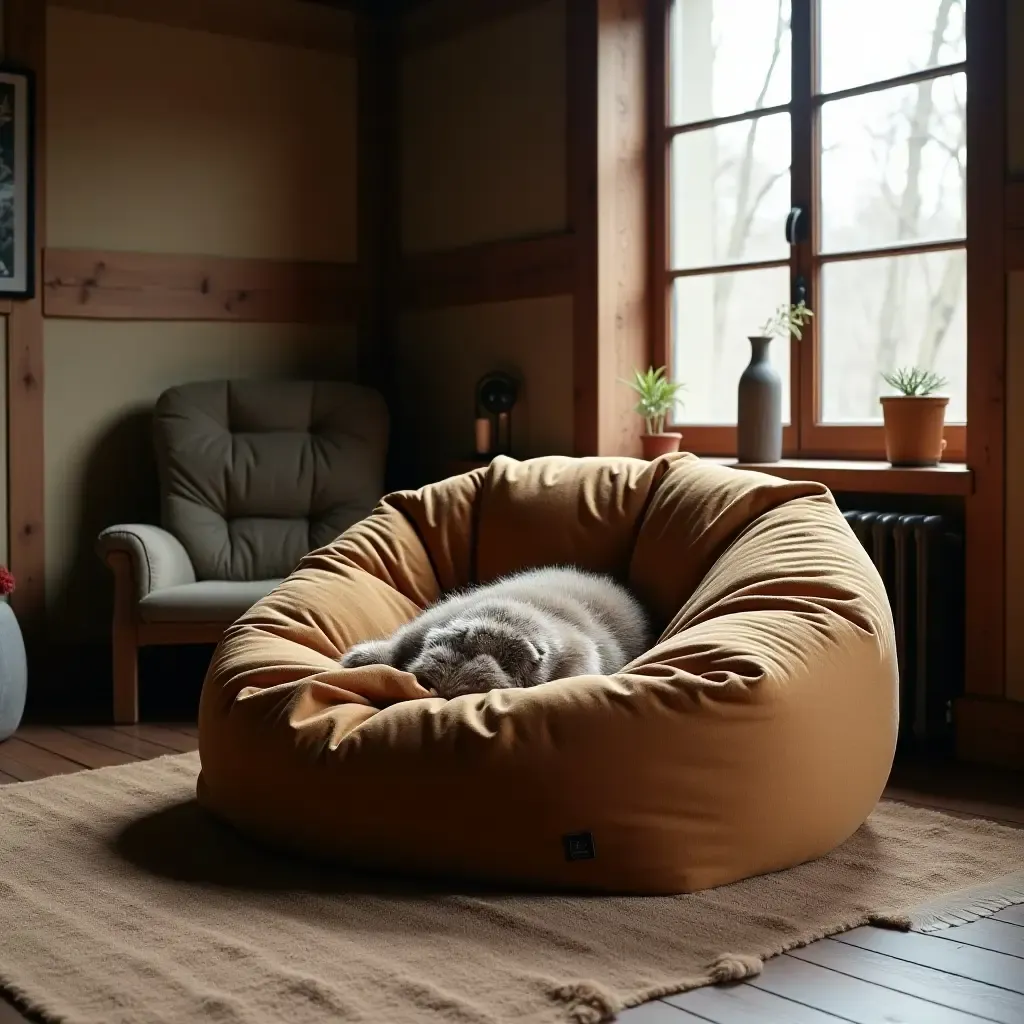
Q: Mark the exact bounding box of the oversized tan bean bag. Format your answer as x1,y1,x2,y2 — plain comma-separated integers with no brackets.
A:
197,454,898,894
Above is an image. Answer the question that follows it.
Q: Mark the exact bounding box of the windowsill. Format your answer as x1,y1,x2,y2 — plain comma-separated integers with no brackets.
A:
702,457,973,496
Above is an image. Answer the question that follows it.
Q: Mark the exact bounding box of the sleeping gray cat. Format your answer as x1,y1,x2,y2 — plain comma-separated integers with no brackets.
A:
340,566,653,699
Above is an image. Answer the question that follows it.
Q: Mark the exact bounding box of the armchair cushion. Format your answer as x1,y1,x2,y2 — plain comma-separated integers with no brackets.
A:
96,524,196,602
139,580,284,624
153,380,388,582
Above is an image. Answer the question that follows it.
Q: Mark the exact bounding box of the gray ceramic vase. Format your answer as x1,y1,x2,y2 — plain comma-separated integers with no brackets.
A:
0,602,27,742
737,335,782,463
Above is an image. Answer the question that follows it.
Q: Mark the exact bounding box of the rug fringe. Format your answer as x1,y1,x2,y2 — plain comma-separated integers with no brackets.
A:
891,870,1024,933
617,873,1024,1016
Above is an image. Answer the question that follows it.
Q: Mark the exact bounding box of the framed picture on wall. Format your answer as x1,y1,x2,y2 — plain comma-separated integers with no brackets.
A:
0,67,34,298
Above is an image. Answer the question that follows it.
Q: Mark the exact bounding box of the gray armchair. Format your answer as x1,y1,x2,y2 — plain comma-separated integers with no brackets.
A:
97,379,388,723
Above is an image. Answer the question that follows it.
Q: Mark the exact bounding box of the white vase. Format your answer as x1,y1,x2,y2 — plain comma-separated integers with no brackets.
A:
0,601,27,741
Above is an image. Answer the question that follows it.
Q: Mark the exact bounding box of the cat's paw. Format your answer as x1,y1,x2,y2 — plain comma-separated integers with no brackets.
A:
340,639,393,669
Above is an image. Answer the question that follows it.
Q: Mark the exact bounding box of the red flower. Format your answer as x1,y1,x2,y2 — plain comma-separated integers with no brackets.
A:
0,566,14,597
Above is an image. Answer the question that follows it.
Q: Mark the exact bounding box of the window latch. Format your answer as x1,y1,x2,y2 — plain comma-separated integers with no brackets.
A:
785,206,807,245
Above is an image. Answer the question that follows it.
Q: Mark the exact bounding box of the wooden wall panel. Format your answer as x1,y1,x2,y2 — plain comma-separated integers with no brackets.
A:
356,9,399,391
401,0,550,51
42,249,362,323
400,0,566,255
400,233,576,310
5,0,47,637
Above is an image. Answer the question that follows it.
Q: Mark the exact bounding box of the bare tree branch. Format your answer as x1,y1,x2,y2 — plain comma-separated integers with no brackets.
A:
713,0,788,347
915,252,964,370
914,63,968,369
872,0,956,383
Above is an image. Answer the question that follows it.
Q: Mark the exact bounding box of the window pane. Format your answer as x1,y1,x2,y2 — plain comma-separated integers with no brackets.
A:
819,0,966,95
821,73,966,253
671,267,791,426
671,113,791,269
819,250,966,424
670,0,791,126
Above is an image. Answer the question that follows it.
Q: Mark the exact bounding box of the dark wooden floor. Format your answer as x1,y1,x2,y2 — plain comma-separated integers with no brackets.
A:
1,726,1022,1024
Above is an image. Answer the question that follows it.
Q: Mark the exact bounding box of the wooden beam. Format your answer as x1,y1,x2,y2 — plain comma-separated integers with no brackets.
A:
48,0,356,55
5,0,47,639
399,233,576,310
964,0,1007,699
568,0,650,457
42,249,362,323
401,0,551,51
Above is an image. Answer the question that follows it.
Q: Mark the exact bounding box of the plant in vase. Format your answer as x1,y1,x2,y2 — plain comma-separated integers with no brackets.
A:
737,301,813,463
0,566,26,742
622,366,686,459
879,367,949,467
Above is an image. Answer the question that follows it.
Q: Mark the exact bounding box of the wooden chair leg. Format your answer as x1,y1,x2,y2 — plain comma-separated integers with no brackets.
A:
112,626,139,725
108,553,140,724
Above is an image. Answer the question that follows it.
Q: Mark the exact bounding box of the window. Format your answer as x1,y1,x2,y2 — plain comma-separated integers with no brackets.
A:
656,0,968,458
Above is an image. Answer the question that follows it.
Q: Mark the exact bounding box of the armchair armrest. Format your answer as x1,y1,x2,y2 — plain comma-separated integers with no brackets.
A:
97,524,196,602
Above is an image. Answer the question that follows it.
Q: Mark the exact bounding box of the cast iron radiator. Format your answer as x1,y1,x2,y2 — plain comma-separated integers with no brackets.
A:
842,510,964,751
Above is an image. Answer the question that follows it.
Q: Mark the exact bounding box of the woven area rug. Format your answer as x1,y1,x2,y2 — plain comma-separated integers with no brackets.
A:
1,755,1023,1024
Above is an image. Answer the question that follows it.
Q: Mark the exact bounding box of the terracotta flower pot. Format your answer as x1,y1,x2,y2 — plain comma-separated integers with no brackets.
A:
880,395,949,467
641,432,682,459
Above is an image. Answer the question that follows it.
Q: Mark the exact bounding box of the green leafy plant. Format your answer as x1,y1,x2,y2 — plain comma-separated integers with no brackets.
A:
881,367,948,397
758,300,814,340
620,365,685,434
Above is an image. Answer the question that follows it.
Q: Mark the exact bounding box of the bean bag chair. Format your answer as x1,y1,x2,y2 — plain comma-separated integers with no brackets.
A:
197,454,898,895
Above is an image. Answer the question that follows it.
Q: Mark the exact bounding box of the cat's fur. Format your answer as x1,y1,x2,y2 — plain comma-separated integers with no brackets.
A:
340,566,653,699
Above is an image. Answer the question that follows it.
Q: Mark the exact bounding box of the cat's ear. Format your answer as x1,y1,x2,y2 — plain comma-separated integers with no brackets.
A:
524,639,548,665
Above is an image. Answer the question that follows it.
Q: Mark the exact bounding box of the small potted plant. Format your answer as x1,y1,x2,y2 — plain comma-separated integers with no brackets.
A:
738,301,813,463
0,565,26,742
879,367,949,466
622,365,686,459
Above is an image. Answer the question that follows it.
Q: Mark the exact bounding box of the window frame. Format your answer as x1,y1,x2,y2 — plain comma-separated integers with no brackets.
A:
650,0,970,461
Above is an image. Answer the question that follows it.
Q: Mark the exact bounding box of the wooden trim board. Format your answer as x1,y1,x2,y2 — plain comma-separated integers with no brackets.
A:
399,233,576,310
702,458,974,497
568,0,650,457
47,0,357,55
5,0,47,639
964,0,1008,699
43,249,363,323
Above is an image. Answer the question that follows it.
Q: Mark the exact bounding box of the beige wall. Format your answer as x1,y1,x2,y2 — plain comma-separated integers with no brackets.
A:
1006,7,1024,700
400,0,566,253
42,5,358,639
396,298,573,485
47,6,356,259
396,2,571,483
